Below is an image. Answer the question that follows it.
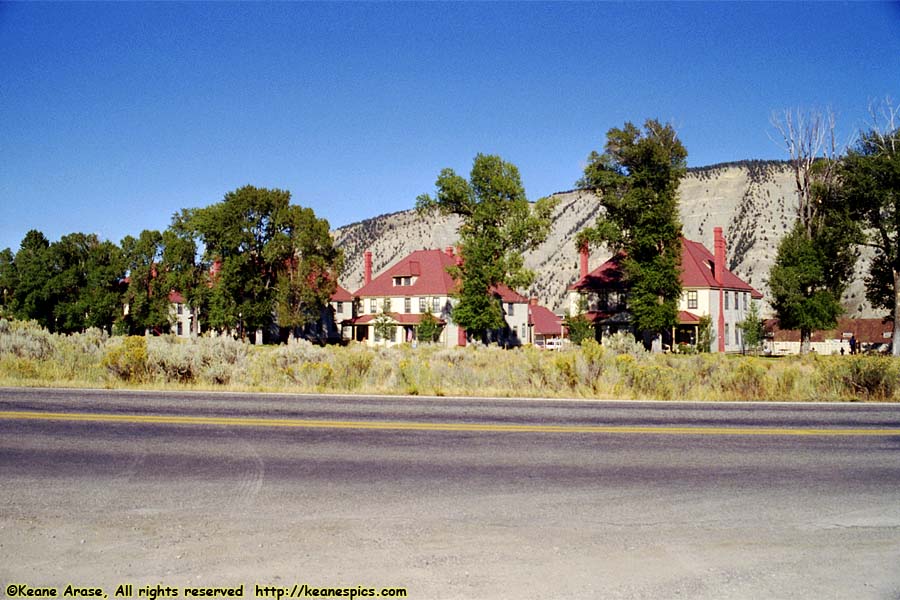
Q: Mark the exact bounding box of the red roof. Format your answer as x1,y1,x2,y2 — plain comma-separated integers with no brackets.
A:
351,313,446,326
492,283,529,303
568,252,628,291
354,249,459,297
681,238,763,298
168,291,185,304
677,310,702,324
354,249,530,304
529,304,563,336
570,239,762,299
331,284,353,302
766,318,894,344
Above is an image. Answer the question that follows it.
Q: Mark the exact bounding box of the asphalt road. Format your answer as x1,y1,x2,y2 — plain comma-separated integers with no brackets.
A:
2,387,900,599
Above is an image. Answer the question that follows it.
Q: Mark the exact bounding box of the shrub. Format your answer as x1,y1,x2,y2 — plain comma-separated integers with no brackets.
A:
102,336,148,382
603,332,646,357
0,319,55,360
722,360,768,400
820,357,899,401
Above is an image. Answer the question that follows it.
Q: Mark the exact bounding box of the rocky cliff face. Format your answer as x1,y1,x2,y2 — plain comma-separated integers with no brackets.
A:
333,161,875,317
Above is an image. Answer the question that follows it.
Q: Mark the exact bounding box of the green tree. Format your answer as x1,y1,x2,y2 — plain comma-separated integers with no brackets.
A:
768,221,850,353
842,104,900,356
11,230,53,329
372,308,397,345
416,312,443,343
737,300,766,355
121,230,171,334
576,119,687,349
184,186,342,340
563,296,594,345
0,248,17,317
416,154,557,342
44,233,125,333
697,314,713,353
273,205,343,337
769,107,858,353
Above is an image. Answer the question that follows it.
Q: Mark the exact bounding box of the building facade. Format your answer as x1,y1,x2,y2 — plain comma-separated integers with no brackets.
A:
567,228,763,352
346,248,533,347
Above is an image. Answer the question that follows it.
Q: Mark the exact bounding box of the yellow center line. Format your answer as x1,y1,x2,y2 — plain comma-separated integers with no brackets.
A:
1,410,899,437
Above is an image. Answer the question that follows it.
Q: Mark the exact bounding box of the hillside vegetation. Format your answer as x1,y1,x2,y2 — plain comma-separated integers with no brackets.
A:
334,161,877,317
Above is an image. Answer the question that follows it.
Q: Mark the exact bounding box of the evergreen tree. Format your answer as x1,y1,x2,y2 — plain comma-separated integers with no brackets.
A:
576,120,687,348
737,300,766,355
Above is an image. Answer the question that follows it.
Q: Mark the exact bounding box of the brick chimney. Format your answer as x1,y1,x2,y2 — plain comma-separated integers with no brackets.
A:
579,246,589,279
714,227,725,285
714,227,726,352
364,251,372,286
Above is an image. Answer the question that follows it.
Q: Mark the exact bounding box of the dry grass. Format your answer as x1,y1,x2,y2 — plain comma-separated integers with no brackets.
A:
1,319,897,402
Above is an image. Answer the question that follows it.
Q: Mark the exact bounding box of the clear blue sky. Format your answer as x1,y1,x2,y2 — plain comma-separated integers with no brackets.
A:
1,1,898,253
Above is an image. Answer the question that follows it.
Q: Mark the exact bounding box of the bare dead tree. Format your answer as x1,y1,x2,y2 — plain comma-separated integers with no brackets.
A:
769,107,842,237
867,96,899,154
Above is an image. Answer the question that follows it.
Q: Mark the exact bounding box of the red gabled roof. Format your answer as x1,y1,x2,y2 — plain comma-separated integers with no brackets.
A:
354,249,459,297
331,284,353,302
568,252,628,291
677,310,702,325
492,283,529,303
354,249,531,303
681,238,763,298
168,291,185,304
569,239,762,299
529,304,563,336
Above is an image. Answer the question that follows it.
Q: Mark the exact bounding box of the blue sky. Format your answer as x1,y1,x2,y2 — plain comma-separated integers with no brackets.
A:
1,2,898,253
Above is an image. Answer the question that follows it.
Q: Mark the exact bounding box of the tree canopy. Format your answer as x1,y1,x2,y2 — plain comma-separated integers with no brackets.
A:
183,185,342,338
576,119,687,342
416,154,557,339
841,113,900,355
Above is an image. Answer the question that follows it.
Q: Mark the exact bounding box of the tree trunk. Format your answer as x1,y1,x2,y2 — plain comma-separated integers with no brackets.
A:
893,269,900,357
800,328,811,355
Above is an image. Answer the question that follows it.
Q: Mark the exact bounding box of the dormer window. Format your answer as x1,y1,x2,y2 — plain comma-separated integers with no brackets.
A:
393,276,413,287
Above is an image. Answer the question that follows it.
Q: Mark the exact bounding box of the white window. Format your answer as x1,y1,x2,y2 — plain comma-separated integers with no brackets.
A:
369,299,377,314
418,297,426,313
687,290,698,310
383,298,392,312
404,298,411,313
336,301,343,315
725,291,730,310
507,302,515,316
432,297,441,313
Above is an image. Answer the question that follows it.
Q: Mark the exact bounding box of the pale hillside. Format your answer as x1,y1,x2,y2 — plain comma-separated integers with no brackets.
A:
334,161,876,317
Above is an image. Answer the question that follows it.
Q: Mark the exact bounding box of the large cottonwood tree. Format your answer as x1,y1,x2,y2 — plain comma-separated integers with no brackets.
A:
576,119,687,348
183,185,342,339
842,101,900,356
416,154,557,342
